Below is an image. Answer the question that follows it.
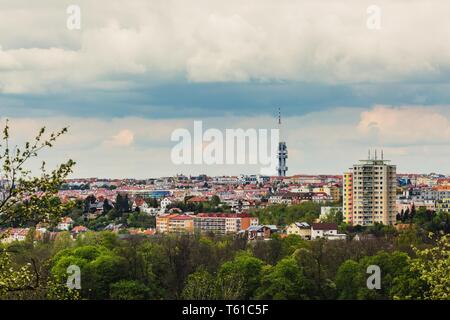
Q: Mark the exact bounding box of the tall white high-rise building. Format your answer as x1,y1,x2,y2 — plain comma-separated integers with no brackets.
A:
343,151,397,226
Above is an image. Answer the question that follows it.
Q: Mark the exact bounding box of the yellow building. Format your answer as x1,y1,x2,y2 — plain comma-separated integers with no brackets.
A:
156,214,194,234
168,215,194,233
437,198,450,213
156,214,171,233
343,172,353,224
286,222,311,239
343,156,397,226
330,185,342,202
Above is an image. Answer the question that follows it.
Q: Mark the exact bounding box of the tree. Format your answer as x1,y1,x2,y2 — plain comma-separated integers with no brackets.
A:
408,234,450,300
132,241,168,299
109,280,150,300
181,268,217,300
335,260,364,300
253,202,321,226
215,271,246,300
103,199,113,213
127,211,155,229
321,208,343,225
115,193,131,213
51,245,127,299
294,241,336,299
255,257,311,300
210,195,221,207
217,252,264,299
83,195,96,213
0,120,75,296
335,251,412,300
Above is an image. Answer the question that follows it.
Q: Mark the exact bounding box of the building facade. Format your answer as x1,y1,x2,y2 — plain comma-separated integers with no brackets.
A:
194,213,259,235
343,155,397,226
437,198,450,213
156,214,194,233
343,172,354,224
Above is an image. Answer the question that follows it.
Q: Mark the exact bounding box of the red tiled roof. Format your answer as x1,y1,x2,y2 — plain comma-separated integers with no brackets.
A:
196,213,254,218
187,196,208,202
170,215,194,220
311,223,338,230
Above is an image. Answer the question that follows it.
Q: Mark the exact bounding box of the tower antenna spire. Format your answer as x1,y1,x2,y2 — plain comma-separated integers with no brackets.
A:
276,107,288,177
278,107,281,125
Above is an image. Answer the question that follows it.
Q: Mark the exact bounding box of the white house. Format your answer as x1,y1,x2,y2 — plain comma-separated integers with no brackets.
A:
1,228,30,243
57,217,74,231
311,223,347,240
160,197,172,212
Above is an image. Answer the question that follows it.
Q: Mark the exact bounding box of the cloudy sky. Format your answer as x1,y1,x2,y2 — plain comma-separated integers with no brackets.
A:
1,0,450,178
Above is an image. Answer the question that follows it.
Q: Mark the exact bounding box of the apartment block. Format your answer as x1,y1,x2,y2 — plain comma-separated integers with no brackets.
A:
156,214,194,234
343,155,397,226
437,198,450,213
194,213,259,235
343,172,354,224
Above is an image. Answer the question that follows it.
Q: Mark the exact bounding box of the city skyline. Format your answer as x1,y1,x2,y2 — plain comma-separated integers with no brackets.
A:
1,0,449,305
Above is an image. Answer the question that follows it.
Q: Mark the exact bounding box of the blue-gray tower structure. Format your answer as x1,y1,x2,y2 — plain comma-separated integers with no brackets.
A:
277,108,288,177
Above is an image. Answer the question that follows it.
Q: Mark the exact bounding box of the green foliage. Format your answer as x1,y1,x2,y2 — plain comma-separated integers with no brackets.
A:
127,211,155,229
0,120,75,296
364,223,397,238
255,257,311,300
115,193,131,213
335,260,364,299
408,234,450,300
110,280,151,300
335,251,412,300
181,268,217,300
51,245,127,299
210,195,221,207
252,202,321,226
217,252,264,299
167,196,226,213
321,208,343,224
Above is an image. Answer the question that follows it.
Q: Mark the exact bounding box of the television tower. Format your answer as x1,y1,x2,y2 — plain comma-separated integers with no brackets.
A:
277,107,288,177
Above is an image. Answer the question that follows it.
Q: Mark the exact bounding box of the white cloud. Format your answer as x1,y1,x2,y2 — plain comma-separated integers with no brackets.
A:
357,106,450,144
0,0,450,93
104,129,135,147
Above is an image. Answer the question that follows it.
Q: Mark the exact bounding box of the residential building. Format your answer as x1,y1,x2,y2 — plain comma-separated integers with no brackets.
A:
156,214,171,233
168,215,194,233
246,225,278,240
0,228,29,243
311,223,346,240
343,172,354,224
160,197,172,211
330,185,342,202
57,217,74,231
194,213,258,235
343,153,397,226
71,226,88,237
286,222,311,239
437,198,450,213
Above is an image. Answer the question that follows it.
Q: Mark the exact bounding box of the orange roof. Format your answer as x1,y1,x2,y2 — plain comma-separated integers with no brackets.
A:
187,196,208,203
170,215,194,220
